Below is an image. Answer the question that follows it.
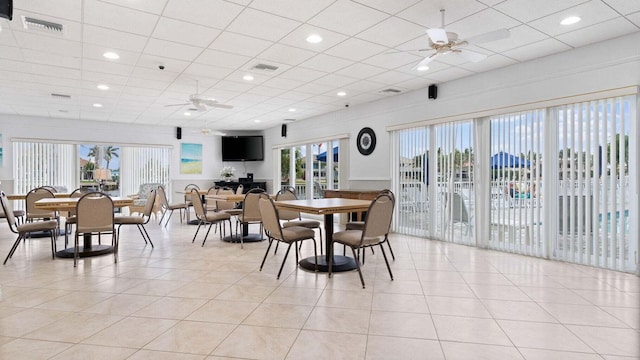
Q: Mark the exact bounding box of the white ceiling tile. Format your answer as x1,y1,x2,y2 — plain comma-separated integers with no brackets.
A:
183,63,234,80
83,43,140,65
209,32,273,57
495,0,587,23
144,38,203,62
246,86,287,97
308,0,389,36
249,0,335,22
367,70,416,85
397,0,488,28
261,77,306,91
152,17,221,48
314,74,359,88
478,25,549,53
84,0,159,36
82,71,129,85
226,8,301,42
279,67,328,83
345,92,385,105
294,82,336,95
425,66,475,82
528,1,620,37
209,80,253,93
603,0,640,14
351,0,421,15
163,0,244,28
258,44,317,66
307,94,339,104
12,31,82,57
14,0,82,22
334,63,388,78
356,16,426,48
502,38,572,62
362,51,422,69
626,12,640,27
82,58,133,76
83,25,148,53
556,17,639,48
325,38,387,62
22,49,81,69
298,54,353,73
0,45,23,61
394,77,432,90
98,0,169,15
0,25,18,47
126,77,172,91
446,8,521,40
279,24,350,52
195,49,252,69
457,53,519,73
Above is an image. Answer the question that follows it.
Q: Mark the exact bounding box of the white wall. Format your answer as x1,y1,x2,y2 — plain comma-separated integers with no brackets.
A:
265,32,640,189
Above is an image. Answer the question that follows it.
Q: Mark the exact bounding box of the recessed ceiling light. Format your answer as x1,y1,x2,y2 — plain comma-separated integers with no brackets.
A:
306,34,323,43
102,51,120,60
288,108,296,112
560,16,581,25
97,84,109,90
337,91,346,97
243,74,254,81
417,65,429,71
92,103,103,108
254,119,261,123
184,112,191,116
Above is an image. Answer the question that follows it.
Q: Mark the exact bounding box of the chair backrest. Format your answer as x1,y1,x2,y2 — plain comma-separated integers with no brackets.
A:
184,183,200,204
242,188,265,221
41,185,58,193
235,184,244,195
76,192,114,233
190,188,207,220
216,188,235,211
156,185,170,208
67,188,84,216
0,191,19,233
142,189,157,218
362,193,395,240
26,187,55,218
275,188,300,221
258,194,283,240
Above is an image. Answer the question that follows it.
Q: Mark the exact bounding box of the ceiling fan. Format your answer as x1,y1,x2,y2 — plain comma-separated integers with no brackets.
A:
412,9,510,69
190,120,226,136
166,80,233,111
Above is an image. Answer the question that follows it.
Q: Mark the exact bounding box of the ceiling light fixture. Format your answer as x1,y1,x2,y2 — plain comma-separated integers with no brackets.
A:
184,112,191,116
560,16,581,25
93,103,103,108
254,119,261,123
288,108,296,112
97,84,109,90
243,74,254,81
103,51,120,60
306,34,323,43
337,91,346,97
417,65,429,71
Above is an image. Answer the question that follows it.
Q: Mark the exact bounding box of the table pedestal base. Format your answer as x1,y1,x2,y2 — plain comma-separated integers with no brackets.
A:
299,255,356,273
222,233,264,243
55,245,113,258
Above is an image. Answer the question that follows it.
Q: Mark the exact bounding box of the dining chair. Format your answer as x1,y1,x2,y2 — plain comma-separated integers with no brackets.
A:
205,186,219,213
64,188,84,248
73,192,116,267
345,189,396,261
236,188,265,249
190,188,232,247
1,191,58,265
157,185,188,227
258,193,317,278
114,188,156,248
329,192,395,289
184,183,200,221
25,187,58,223
275,188,323,253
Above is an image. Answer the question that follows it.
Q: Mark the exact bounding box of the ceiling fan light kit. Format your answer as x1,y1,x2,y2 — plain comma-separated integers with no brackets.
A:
166,80,233,111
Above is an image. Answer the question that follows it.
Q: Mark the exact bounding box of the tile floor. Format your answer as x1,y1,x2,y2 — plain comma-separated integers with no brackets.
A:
0,214,638,359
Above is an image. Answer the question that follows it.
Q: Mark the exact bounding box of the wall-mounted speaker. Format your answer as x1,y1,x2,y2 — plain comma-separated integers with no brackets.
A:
0,0,12,20
176,127,182,140
428,84,438,99
281,124,287,137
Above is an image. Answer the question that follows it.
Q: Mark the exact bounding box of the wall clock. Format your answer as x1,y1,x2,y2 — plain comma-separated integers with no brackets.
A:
357,127,376,155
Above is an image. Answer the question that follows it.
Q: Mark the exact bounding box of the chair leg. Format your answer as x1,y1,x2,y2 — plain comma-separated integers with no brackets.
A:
74,233,79,267
158,209,167,225
139,225,154,247
278,243,293,279
351,246,366,289
133,224,148,244
202,223,215,247
164,210,174,228
386,239,395,261
311,238,318,272
3,234,24,265
113,232,118,264
260,238,275,271
328,240,334,278
192,220,203,243
274,241,280,255
379,244,394,281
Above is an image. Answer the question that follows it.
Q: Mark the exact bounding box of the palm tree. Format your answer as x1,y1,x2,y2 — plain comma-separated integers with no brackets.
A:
104,145,119,169
87,145,99,165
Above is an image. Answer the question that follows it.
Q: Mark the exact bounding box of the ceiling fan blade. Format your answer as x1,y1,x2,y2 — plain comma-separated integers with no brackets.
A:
194,102,206,112
426,28,448,44
413,53,439,70
210,103,234,109
165,103,190,107
465,29,510,44
458,49,487,63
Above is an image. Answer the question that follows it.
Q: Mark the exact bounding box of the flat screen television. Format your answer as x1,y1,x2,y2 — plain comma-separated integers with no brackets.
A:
221,135,264,161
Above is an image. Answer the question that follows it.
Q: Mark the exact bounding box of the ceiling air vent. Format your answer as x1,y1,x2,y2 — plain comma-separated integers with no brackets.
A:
380,88,402,94
50,93,71,99
22,16,64,33
252,63,279,72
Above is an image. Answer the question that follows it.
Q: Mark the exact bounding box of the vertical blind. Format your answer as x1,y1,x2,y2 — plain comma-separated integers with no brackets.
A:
120,146,171,200
12,141,76,197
